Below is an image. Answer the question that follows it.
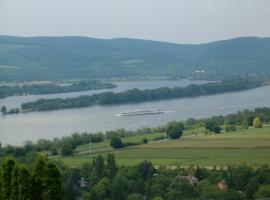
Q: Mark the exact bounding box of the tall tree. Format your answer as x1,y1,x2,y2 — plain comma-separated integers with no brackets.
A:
64,168,81,200
91,155,105,184
138,160,156,180
106,153,117,180
1,157,16,199
43,162,63,200
90,177,111,200
111,174,127,200
11,165,19,200
32,156,46,200
17,166,32,200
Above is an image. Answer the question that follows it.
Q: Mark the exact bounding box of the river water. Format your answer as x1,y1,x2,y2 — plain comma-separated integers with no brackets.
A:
1,80,270,145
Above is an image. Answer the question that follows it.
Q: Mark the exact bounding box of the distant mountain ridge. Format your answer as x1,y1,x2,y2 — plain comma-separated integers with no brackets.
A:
0,35,270,81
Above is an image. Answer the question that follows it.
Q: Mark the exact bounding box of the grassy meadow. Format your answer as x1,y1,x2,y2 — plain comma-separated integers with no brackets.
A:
53,126,270,167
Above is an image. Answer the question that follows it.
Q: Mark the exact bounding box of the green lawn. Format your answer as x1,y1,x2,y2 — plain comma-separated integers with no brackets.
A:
74,132,164,153
53,126,270,167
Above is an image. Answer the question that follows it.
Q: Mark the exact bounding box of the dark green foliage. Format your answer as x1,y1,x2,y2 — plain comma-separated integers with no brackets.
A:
225,124,236,132
2,155,269,200
60,142,74,156
255,184,270,198
17,166,32,200
31,156,46,200
167,175,198,199
144,173,171,199
36,139,52,151
0,157,64,200
199,183,227,200
106,154,117,180
138,160,156,180
111,174,128,200
0,80,115,99
10,165,19,200
63,168,81,200
91,155,105,184
8,164,32,200
49,147,58,156
205,120,221,133
43,162,63,200
194,167,210,181
110,137,123,149
226,164,255,191
142,138,148,144
127,193,144,200
166,121,184,139
90,177,111,200
152,197,164,200
20,77,265,112
1,157,16,199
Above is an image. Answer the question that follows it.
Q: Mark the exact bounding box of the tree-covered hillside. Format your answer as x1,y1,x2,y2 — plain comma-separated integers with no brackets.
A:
0,36,270,81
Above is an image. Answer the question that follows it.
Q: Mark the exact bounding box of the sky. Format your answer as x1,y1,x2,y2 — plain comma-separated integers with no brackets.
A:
1,0,270,44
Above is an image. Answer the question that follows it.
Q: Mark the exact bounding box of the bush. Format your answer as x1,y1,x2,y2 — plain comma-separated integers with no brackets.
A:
205,120,221,133
61,143,74,156
225,124,236,132
253,117,262,128
166,121,184,139
50,147,58,155
142,138,148,144
255,184,270,199
110,137,123,149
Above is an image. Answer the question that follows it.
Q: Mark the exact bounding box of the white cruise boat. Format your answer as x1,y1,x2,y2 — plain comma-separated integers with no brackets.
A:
116,109,165,117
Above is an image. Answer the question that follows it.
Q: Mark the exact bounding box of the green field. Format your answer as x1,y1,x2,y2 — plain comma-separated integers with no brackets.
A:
53,126,270,167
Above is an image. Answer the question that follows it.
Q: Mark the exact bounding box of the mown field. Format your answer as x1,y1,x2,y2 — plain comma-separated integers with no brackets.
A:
54,126,270,167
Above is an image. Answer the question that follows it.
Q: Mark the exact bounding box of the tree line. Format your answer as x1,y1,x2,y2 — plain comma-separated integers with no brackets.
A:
200,107,270,133
65,155,270,200
3,154,270,200
0,80,116,99
0,127,162,158
0,156,63,200
18,77,265,112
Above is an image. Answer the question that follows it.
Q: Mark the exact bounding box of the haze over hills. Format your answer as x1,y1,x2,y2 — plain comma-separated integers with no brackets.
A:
0,36,270,81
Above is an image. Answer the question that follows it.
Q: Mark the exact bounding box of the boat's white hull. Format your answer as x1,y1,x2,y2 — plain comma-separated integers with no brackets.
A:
116,109,165,117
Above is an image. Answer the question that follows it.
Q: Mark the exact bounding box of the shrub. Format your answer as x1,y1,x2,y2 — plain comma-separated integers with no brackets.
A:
166,121,184,139
60,143,74,156
142,138,148,144
110,137,123,149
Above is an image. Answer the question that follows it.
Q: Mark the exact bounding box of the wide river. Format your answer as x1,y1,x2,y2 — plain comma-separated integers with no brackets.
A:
1,80,270,145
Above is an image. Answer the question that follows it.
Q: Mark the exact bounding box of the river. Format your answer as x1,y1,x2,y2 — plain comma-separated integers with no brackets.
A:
1,80,270,145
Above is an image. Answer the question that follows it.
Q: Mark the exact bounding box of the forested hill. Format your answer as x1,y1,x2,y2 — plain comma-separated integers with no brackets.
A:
0,36,270,81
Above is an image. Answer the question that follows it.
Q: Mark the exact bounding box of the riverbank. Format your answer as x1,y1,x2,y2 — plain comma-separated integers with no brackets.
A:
55,125,270,167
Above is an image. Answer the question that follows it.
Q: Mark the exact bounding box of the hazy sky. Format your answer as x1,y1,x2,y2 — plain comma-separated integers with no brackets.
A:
1,0,270,44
